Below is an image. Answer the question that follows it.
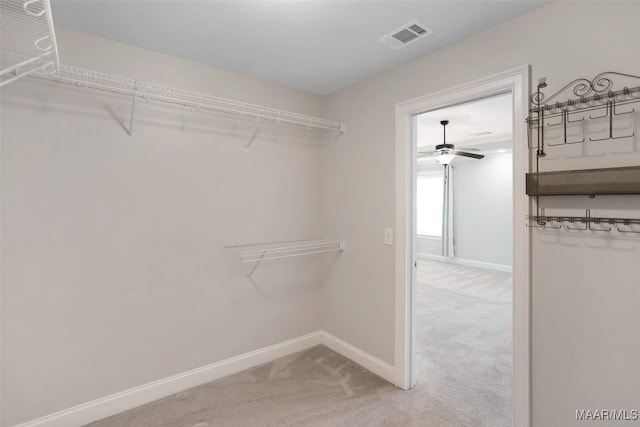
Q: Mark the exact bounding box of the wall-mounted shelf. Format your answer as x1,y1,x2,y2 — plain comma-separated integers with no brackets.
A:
0,51,346,139
526,166,640,196
525,71,640,233
225,239,345,280
0,0,59,87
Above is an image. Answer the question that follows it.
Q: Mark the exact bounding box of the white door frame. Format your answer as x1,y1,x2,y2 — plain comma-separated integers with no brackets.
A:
394,65,531,427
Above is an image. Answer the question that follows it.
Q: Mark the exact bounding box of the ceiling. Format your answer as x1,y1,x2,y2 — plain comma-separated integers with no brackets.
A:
417,92,512,150
50,1,550,95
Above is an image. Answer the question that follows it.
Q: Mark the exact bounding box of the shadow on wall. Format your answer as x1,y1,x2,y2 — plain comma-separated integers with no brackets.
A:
226,251,343,304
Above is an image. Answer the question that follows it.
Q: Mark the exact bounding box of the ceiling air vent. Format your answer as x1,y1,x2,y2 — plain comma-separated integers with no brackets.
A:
378,20,434,50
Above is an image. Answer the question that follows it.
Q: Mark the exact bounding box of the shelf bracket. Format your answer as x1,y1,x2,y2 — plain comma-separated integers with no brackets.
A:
245,250,266,280
128,89,137,142
244,118,260,152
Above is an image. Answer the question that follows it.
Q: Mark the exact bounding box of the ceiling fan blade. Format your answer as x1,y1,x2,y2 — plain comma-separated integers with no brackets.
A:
417,151,438,158
452,150,485,160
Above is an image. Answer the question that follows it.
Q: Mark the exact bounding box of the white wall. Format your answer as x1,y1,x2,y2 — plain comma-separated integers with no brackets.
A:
416,153,513,268
320,2,640,426
453,153,512,267
416,235,440,256
1,27,332,426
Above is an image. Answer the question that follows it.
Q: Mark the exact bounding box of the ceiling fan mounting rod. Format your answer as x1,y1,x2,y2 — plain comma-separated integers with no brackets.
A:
441,119,449,142
436,119,453,150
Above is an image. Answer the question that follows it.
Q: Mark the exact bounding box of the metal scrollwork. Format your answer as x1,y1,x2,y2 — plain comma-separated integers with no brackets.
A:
527,71,640,158
530,72,640,110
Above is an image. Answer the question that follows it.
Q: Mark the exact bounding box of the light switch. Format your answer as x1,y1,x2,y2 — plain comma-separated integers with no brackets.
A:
384,228,393,246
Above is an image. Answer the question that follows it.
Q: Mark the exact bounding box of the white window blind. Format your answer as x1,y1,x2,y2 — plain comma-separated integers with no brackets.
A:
417,173,444,236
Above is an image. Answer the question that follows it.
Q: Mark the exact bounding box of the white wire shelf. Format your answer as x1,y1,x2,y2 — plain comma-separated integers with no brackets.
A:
239,240,345,264
0,50,346,135
225,239,345,280
0,0,59,87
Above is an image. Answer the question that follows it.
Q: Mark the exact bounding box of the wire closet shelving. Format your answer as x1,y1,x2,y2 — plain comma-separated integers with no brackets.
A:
0,0,59,87
225,239,345,280
0,49,346,138
0,0,345,139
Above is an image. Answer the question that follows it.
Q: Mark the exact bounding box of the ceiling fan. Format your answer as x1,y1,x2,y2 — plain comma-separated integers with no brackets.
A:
417,120,485,165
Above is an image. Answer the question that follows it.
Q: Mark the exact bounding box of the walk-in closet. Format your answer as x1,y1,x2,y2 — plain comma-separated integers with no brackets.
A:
2,1,639,426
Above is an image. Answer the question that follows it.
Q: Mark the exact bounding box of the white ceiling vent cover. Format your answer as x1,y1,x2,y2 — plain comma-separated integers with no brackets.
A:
378,20,434,50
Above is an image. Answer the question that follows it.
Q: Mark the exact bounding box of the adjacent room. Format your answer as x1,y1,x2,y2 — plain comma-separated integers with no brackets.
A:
1,1,639,426
414,94,513,425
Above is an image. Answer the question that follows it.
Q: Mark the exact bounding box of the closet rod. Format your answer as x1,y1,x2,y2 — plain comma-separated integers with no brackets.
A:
0,51,346,134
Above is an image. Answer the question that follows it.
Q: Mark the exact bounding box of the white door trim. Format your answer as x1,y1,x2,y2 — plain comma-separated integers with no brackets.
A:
394,65,531,427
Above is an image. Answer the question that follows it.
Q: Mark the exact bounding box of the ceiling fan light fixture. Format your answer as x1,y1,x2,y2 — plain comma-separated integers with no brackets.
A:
417,119,484,163
437,153,455,165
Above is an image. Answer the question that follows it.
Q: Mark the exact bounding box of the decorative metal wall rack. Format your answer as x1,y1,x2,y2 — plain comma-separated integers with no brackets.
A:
0,0,59,87
526,71,640,233
225,239,345,280
527,71,640,157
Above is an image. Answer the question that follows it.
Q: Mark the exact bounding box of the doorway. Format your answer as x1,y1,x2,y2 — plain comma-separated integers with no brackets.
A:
394,66,531,426
414,93,514,425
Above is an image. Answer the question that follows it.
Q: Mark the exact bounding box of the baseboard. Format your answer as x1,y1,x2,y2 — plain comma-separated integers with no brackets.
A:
15,331,324,427
417,253,512,273
320,332,395,383
14,330,395,427
456,257,512,274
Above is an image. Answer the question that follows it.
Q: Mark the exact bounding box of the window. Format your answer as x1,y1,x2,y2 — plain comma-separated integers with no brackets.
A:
417,172,443,237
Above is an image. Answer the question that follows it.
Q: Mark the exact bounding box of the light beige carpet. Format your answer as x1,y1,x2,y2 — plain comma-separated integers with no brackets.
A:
89,260,512,426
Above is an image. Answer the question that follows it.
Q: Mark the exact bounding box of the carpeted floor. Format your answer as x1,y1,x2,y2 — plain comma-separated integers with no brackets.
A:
89,260,512,426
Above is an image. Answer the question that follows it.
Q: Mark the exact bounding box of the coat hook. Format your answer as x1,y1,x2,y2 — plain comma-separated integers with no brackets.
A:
586,209,612,232
616,219,640,234
566,214,588,231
